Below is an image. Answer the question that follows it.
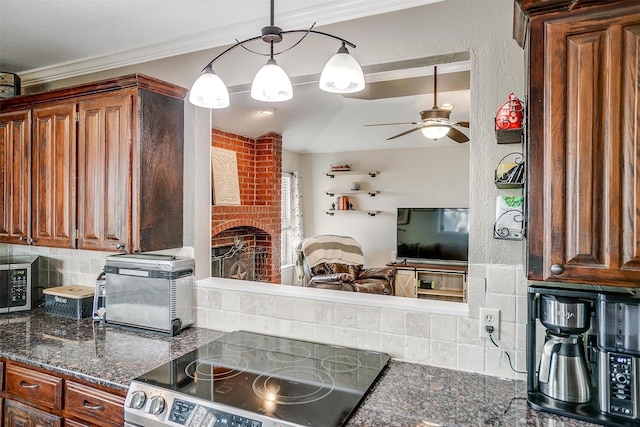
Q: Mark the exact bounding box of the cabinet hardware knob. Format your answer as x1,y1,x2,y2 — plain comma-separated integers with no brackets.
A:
550,264,564,275
115,243,125,250
27,238,36,245
19,381,39,389
82,400,105,411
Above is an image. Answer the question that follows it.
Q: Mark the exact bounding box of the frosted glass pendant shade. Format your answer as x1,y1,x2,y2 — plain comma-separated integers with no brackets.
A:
421,125,450,140
251,58,293,102
319,44,365,94
188,66,230,109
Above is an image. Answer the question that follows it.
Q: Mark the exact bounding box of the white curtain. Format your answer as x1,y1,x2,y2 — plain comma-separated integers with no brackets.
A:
291,171,305,284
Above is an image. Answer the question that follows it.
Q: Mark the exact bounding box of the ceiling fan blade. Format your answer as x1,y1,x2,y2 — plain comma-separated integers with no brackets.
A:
447,126,469,143
364,121,420,127
386,125,424,140
453,120,470,128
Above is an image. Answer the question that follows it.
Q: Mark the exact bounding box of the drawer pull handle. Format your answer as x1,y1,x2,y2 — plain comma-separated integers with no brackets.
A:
82,400,105,411
19,381,39,389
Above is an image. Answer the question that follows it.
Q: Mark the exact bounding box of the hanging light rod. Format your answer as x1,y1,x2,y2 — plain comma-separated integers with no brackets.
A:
188,0,365,109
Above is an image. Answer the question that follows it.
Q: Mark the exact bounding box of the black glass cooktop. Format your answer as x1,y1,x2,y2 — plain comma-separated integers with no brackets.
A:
134,331,390,427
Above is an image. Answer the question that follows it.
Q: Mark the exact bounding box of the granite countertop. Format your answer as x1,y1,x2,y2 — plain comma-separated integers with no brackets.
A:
0,309,598,426
0,309,224,391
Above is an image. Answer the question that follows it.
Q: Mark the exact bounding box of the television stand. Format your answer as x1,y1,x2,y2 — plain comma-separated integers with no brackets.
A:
388,262,467,302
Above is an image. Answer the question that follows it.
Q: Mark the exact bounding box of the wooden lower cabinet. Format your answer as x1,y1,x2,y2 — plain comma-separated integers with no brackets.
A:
4,365,63,411
1,361,124,427
64,382,124,427
4,400,62,427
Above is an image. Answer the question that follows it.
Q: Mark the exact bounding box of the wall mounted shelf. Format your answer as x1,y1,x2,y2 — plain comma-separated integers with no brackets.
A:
494,152,525,189
326,170,379,178
325,190,379,197
496,128,523,144
325,210,380,216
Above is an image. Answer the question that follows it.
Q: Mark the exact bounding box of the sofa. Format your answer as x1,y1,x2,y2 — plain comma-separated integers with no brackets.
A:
297,235,397,295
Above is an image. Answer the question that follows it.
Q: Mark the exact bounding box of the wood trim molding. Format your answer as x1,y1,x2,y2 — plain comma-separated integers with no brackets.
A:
0,74,187,111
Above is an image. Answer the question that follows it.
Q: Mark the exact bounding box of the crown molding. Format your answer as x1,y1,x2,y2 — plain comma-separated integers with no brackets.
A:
20,0,443,87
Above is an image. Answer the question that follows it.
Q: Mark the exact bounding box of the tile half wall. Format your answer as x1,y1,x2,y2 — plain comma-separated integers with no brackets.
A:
195,263,529,380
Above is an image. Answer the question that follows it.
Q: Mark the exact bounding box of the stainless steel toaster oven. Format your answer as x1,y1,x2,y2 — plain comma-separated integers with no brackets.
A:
104,254,194,335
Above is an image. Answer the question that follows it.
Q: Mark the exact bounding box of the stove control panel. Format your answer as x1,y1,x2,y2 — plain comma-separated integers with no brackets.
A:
125,382,303,427
170,399,260,427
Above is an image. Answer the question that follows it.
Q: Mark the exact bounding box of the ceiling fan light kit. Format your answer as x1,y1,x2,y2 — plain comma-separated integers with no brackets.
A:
420,124,450,140
365,65,470,143
189,0,365,109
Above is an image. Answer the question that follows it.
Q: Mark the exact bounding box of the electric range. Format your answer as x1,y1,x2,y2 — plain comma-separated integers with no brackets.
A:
124,331,390,427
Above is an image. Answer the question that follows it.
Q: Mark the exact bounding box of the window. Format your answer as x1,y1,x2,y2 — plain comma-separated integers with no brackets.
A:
281,173,293,265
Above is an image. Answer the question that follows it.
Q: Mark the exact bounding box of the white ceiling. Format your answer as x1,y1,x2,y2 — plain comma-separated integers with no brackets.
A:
0,0,470,153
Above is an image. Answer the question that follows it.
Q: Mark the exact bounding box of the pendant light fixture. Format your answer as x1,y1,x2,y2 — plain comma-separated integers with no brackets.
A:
189,0,365,109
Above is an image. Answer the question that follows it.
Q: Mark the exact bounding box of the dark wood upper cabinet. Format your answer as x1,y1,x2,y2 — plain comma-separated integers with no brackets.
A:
0,110,31,243
31,103,76,249
0,74,187,253
77,94,132,252
525,1,640,286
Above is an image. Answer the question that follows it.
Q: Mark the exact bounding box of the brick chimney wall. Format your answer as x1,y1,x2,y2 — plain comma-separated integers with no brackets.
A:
211,128,282,283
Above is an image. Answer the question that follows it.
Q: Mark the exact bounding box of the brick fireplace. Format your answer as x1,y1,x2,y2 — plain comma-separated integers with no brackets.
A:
211,128,282,283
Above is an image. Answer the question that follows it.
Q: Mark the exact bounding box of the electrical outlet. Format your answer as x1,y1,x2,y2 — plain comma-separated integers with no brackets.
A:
479,308,500,339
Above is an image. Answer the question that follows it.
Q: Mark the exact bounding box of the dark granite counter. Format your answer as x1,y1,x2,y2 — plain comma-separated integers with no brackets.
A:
0,309,224,391
0,310,599,426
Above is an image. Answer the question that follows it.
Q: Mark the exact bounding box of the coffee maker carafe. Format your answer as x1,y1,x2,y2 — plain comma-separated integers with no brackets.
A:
538,295,593,403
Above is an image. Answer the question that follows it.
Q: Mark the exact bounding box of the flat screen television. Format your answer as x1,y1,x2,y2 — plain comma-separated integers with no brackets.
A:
396,208,469,265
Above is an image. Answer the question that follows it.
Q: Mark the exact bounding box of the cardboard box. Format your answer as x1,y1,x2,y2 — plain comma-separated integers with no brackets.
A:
43,286,94,319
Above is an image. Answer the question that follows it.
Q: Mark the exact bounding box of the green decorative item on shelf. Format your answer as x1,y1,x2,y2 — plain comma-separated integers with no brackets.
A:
501,195,524,209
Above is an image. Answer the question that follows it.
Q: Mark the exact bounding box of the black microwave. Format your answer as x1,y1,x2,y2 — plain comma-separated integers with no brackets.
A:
0,256,38,314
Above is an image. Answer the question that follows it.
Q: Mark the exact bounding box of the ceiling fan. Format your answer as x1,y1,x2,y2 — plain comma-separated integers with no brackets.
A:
364,66,470,143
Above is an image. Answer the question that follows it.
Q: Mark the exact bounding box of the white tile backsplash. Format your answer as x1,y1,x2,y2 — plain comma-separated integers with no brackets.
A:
430,340,458,369
457,343,485,373
357,306,380,331
430,314,457,342
190,263,528,379
380,309,404,334
486,264,516,294
405,312,430,338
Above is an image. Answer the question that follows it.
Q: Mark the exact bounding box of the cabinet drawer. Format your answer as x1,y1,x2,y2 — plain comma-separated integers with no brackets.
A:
5,364,63,409
64,381,125,427
4,398,62,427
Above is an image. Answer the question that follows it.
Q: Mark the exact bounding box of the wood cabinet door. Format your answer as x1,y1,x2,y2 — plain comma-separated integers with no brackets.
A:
4,400,62,427
527,6,640,285
31,104,76,249
394,270,417,298
77,94,132,252
0,110,31,243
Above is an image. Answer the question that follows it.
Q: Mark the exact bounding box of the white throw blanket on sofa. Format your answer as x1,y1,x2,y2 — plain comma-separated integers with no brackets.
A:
301,235,365,268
